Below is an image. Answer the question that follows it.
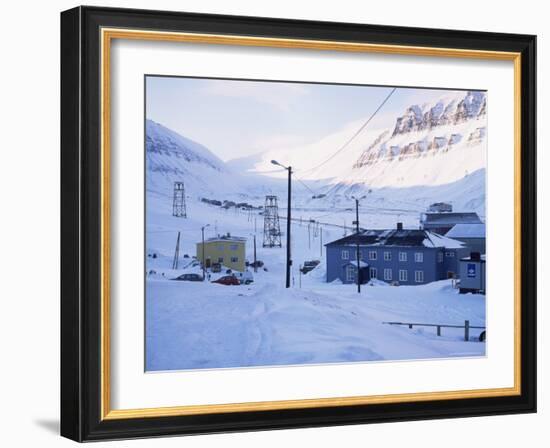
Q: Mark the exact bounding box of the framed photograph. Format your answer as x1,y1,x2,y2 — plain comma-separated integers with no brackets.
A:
61,6,536,442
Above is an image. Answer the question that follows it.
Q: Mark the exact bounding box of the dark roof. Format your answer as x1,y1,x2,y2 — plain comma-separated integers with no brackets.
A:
326,229,463,249
421,212,482,226
325,230,381,247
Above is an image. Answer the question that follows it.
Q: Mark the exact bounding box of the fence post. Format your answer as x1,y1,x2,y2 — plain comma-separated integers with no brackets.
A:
437,326,441,336
408,324,413,329
464,320,470,341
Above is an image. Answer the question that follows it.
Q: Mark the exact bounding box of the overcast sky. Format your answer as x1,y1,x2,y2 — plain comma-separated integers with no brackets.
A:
145,76,457,162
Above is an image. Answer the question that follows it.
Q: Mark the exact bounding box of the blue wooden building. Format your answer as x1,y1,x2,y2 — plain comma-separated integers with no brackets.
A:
325,224,467,285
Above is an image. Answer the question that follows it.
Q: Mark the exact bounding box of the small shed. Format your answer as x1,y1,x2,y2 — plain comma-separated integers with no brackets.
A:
458,252,486,294
341,260,369,285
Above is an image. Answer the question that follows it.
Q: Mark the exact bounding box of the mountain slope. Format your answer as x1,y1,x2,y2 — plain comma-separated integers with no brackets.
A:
231,90,486,189
146,119,230,196
146,119,284,200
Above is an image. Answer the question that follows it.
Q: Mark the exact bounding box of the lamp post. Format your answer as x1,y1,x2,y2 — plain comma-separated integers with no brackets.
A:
351,195,366,293
201,224,210,281
271,160,292,288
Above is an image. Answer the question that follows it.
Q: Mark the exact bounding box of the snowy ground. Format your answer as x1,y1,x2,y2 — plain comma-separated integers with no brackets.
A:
145,191,486,372
146,278,485,371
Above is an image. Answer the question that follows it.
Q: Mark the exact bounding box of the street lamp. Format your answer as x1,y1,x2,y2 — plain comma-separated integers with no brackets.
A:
201,224,210,281
351,195,367,293
271,159,292,288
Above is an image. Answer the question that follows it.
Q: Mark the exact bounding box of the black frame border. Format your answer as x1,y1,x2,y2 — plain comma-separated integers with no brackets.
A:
61,6,536,442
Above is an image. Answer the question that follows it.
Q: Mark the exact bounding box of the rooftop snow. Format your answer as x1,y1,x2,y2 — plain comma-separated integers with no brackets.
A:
421,212,482,225
346,260,369,268
204,235,247,243
326,229,464,249
423,232,464,249
446,223,486,239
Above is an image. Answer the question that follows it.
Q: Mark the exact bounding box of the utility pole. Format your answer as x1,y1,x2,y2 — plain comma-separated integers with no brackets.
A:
308,221,311,250
172,231,181,270
353,197,361,293
253,234,257,273
271,160,292,288
320,227,323,258
201,224,210,280
286,166,292,288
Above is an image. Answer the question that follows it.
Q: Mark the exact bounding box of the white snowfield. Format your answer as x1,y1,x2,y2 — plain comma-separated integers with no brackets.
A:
146,197,485,372
146,277,485,371
145,88,487,371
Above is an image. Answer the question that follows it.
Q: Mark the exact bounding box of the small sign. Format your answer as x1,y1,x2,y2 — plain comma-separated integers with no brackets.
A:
467,263,476,278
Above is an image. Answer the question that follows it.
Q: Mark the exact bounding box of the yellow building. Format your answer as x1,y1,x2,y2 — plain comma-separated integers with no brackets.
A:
196,233,247,272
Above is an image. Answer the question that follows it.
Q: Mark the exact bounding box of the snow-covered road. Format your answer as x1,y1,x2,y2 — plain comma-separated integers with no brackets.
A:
146,277,485,371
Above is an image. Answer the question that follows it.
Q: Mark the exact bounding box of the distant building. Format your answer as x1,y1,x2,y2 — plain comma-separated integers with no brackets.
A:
427,202,453,213
325,223,468,285
420,212,482,235
196,233,246,272
446,223,486,254
458,252,486,294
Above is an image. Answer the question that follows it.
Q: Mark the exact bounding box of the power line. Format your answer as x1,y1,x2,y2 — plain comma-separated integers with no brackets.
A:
299,87,397,176
293,176,319,196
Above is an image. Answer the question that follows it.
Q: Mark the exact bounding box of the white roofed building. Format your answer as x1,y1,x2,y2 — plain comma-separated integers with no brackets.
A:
446,223,486,255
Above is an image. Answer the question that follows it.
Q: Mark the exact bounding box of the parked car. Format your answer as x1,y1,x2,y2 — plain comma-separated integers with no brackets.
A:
237,271,254,285
211,275,240,286
300,260,320,274
172,273,203,282
248,260,264,269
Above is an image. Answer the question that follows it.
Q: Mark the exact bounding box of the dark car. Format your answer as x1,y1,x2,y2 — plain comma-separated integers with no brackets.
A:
212,275,240,286
173,273,203,282
248,260,264,269
300,260,320,274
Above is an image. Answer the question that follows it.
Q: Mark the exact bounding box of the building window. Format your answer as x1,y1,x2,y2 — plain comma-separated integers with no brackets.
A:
229,244,238,251
414,252,424,263
346,265,355,282
341,250,349,260
370,267,377,279
384,268,392,281
415,270,424,283
399,270,408,282
399,252,407,262
384,251,391,261
230,257,238,263
218,257,224,263
445,251,455,257
369,250,377,260
438,252,444,263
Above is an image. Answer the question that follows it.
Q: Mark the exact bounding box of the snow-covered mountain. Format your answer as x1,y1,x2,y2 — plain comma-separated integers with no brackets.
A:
147,89,487,218
232,90,487,191
146,120,228,196
146,119,283,200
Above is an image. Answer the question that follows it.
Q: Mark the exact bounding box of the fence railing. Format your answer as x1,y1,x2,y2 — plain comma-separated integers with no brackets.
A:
382,320,486,342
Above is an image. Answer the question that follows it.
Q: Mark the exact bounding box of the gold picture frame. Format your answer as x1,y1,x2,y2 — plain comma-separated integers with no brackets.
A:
61,6,536,442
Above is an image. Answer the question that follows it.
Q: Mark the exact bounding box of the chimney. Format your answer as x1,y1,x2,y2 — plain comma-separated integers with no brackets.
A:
470,251,481,261
396,222,403,230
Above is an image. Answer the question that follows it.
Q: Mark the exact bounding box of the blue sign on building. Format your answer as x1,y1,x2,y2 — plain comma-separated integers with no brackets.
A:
467,263,476,278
